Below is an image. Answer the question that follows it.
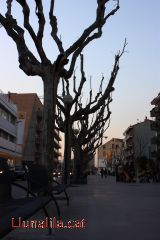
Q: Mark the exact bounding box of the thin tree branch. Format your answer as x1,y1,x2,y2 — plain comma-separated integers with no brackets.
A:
72,39,127,121
49,0,64,54
62,0,120,79
0,12,43,76
15,0,49,64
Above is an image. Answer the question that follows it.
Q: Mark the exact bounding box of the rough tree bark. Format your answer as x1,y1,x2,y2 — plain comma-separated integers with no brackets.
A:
0,0,120,170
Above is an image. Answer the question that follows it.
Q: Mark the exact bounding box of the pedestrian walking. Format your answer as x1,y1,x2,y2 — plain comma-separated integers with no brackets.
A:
117,164,124,182
104,168,108,179
100,168,104,179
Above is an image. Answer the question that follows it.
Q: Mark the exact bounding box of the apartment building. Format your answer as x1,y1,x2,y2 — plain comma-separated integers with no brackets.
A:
123,125,134,163
123,117,156,165
0,90,22,165
98,138,124,170
150,93,160,168
9,93,61,165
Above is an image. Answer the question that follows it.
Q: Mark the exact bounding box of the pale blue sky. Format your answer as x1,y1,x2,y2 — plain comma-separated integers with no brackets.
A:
0,0,160,140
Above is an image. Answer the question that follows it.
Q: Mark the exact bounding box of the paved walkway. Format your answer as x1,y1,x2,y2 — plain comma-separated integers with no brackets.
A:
3,175,160,240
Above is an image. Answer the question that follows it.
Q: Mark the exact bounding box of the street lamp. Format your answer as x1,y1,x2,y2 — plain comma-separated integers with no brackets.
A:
14,119,22,164
63,93,73,184
72,128,80,180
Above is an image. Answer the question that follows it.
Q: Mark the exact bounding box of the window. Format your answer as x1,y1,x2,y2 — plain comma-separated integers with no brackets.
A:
9,135,15,143
0,106,9,120
10,115,16,125
0,130,8,140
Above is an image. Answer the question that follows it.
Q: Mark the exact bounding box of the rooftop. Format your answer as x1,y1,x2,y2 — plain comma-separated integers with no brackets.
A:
151,93,160,105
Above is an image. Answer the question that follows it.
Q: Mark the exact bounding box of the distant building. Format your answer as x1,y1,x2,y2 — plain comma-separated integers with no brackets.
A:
98,138,124,170
150,93,160,170
9,93,61,165
123,117,156,164
0,90,22,166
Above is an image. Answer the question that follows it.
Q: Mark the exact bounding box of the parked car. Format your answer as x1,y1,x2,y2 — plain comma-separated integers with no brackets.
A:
14,165,26,181
8,165,15,180
53,170,62,178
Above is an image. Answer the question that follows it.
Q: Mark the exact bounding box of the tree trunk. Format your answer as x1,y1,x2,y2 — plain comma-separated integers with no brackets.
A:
74,144,81,178
73,143,87,184
41,67,59,174
63,106,72,184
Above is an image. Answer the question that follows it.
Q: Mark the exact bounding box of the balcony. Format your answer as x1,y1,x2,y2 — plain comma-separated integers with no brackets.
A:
0,93,17,117
0,116,17,136
125,155,133,161
158,149,160,158
151,149,160,158
54,138,61,149
35,151,41,157
125,134,133,141
36,110,43,121
36,123,43,133
0,137,22,157
150,107,160,118
151,151,157,158
125,144,133,150
54,130,61,141
124,148,134,156
35,136,41,145
54,148,62,157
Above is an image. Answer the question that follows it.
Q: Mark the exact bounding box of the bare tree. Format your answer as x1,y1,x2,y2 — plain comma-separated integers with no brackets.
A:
57,96,111,182
73,103,110,181
56,43,127,182
0,0,120,169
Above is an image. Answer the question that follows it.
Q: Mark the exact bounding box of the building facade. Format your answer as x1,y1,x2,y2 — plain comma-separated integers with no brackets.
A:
123,117,156,167
0,90,22,165
9,93,61,165
98,138,124,171
150,93,160,171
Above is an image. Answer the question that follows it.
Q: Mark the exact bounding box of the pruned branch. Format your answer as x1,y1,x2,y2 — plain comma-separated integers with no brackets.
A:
0,12,43,76
49,0,64,54
1,1,120,79
35,0,45,40
15,0,49,64
71,54,86,105
72,39,127,121
6,0,13,16
62,0,120,79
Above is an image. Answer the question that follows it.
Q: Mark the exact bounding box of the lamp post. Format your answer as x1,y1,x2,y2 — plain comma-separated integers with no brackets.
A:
72,128,80,181
14,119,22,164
63,94,73,184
